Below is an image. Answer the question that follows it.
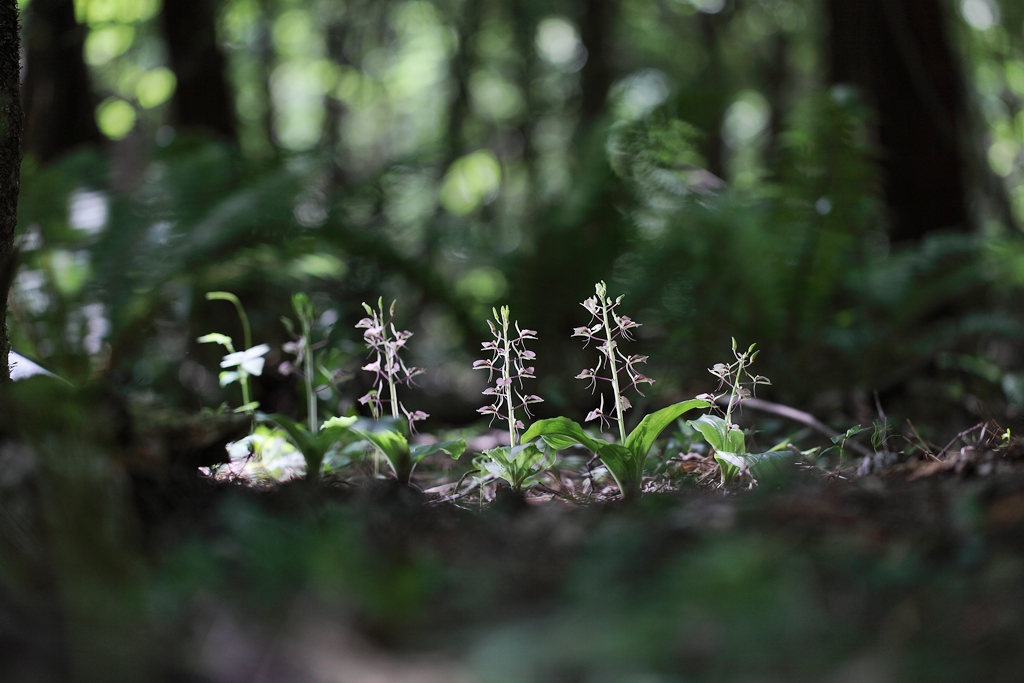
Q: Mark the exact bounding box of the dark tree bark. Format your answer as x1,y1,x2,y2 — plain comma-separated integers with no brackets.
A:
443,0,482,168
21,0,102,163
826,0,970,243
578,0,616,129
0,0,22,381
162,0,237,141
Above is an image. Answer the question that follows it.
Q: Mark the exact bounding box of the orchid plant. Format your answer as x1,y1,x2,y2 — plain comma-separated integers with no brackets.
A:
688,340,785,484
265,293,360,481
356,298,427,431
522,282,710,502
354,298,464,484
197,291,268,414
573,281,653,441
469,306,551,492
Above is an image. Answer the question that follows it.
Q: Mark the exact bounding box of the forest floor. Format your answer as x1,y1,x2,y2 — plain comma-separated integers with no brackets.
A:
5,402,1024,683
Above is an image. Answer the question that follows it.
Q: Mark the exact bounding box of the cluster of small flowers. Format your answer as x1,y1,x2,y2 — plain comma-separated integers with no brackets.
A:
355,300,427,429
473,306,543,445
573,282,653,431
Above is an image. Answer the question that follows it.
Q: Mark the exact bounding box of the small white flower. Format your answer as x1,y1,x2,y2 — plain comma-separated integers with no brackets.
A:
221,344,270,376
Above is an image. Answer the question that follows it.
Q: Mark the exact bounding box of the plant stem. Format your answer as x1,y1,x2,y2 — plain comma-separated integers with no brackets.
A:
725,367,739,426
600,292,627,444
302,316,317,433
241,372,251,408
208,292,252,350
502,310,516,447
383,303,399,421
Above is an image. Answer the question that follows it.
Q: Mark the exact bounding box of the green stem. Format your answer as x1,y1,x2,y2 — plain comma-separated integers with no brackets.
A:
207,292,252,350
724,369,739,426
383,303,400,421
502,310,516,447
241,372,251,408
600,292,627,444
301,314,316,434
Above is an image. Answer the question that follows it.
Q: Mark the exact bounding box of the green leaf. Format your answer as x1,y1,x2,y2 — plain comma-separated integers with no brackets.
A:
594,442,642,500
712,452,742,484
688,414,745,454
197,332,234,351
521,417,609,453
410,439,466,464
322,415,358,431
745,451,795,482
218,370,240,387
355,427,414,483
715,450,795,484
233,401,260,413
473,443,553,491
625,398,711,460
358,428,410,462
266,411,321,458
831,424,868,444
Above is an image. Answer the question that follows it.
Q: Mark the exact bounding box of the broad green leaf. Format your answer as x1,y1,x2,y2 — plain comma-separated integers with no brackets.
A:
745,451,795,482
264,413,323,467
521,417,609,453
714,450,795,484
357,428,410,463
595,442,642,501
688,414,745,454
410,439,466,463
713,452,742,484
625,398,711,459
266,414,316,453
322,415,358,431
355,427,415,482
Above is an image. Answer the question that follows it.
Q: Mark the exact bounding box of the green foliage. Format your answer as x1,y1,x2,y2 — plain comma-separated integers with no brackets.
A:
355,421,465,485
688,413,746,483
197,292,268,413
469,443,554,492
263,413,358,481
522,398,710,502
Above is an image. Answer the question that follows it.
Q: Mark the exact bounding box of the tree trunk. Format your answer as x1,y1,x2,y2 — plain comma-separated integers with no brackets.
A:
578,0,616,129
826,0,970,243
161,0,237,141
0,0,22,381
21,0,101,163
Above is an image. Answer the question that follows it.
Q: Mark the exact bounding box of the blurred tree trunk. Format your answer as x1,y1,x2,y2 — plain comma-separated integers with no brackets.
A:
441,0,480,168
763,31,788,174
162,0,237,141
826,0,970,242
578,0,615,129
673,10,733,180
256,0,277,151
0,0,22,381
21,0,101,163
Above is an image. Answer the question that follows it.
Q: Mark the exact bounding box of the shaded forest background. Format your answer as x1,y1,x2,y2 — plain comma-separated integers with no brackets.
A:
11,0,1024,437
11,3,1024,682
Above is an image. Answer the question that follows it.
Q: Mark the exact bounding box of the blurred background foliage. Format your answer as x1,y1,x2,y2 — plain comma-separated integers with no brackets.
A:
11,0,1024,437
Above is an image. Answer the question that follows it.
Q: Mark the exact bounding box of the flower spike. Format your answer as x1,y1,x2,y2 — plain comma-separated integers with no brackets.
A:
473,306,543,446
575,281,653,443
357,299,426,431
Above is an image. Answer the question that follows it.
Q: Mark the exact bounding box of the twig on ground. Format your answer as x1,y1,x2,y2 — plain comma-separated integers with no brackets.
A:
719,396,874,458
905,419,937,460
935,423,986,461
